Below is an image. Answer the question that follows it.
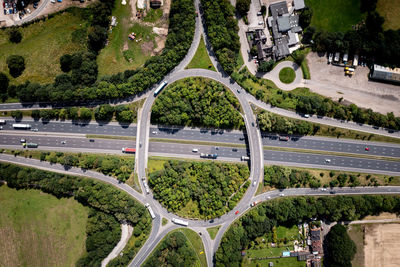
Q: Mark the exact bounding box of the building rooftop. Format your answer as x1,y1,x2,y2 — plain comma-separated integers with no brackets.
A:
277,16,291,32
310,227,321,241
270,1,288,18
294,0,305,10
288,32,299,46
371,65,400,83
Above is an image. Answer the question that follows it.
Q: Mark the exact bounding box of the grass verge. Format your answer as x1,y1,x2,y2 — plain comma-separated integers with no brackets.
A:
207,226,220,240
178,228,207,267
348,224,365,267
186,36,216,71
0,185,88,267
150,137,246,148
0,8,88,85
87,134,136,141
162,218,168,226
279,67,296,84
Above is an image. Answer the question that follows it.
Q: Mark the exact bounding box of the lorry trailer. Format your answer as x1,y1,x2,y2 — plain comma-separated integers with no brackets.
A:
154,81,168,96
200,153,218,159
172,218,189,226
12,123,31,129
145,203,156,219
122,147,136,153
23,143,38,148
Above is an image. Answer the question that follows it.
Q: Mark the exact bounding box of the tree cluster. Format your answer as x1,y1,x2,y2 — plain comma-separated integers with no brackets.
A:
143,231,197,267
151,78,244,129
9,28,22,43
257,110,317,135
38,151,135,182
264,165,321,189
324,224,357,267
257,60,274,73
0,162,151,266
4,0,195,105
149,160,250,219
236,0,251,17
215,195,400,266
6,55,25,78
201,0,240,74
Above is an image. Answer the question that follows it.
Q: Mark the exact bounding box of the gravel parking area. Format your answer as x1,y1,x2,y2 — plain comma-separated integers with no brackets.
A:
306,52,400,115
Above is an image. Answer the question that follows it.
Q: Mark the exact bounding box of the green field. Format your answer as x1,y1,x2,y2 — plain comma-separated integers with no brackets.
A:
207,226,220,240
377,0,400,30
305,0,364,32
348,224,364,267
0,8,87,85
186,36,216,71
279,67,296,84
0,185,88,267
97,1,157,76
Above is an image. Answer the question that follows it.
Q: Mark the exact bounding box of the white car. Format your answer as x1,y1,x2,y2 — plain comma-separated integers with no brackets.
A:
325,159,331,163
192,148,198,153
152,131,157,134
252,181,257,187
303,114,310,118
279,193,285,197
26,8,31,13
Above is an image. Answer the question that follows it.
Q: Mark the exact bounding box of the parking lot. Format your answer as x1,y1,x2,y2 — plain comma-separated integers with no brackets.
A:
1,0,40,26
306,52,400,115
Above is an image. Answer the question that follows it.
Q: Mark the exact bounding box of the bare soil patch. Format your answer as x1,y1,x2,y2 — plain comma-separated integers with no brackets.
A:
141,41,154,55
364,223,400,267
306,52,400,116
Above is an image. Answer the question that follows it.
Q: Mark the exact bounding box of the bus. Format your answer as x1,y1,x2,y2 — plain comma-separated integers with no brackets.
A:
145,203,156,219
153,81,168,96
0,119,6,125
13,124,31,129
172,218,189,226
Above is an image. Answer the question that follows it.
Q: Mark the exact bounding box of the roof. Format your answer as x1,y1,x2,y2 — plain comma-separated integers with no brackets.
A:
288,32,299,46
294,0,305,10
277,16,291,32
269,1,288,18
371,64,400,83
282,251,291,257
310,228,321,241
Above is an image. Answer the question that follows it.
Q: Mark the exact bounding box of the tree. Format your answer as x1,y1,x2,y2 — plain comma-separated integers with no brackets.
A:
6,55,25,78
31,110,41,120
95,104,115,122
236,0,251,17
360,0,377,13
299,7,313,28
0,72,9,94
9,28,22,43
60,54,73,72
88,25,108,53
292,50,306,66
11,110,23,121
250,45,258,57
79,107,93,121
258,60,274,72
324,224,356,267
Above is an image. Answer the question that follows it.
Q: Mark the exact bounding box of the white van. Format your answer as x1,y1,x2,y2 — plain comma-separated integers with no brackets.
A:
192,148,198,153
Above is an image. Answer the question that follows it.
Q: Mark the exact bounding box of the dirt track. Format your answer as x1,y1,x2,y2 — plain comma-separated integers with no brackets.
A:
364,223,400,267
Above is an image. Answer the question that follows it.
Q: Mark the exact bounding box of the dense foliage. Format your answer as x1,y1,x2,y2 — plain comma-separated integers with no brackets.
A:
35,151,134,182
143,231,197,267
151,78,244,129
264,165,321,189
3,0,195,104
324,224,357,267
236,0,251,17
257,60,274,73
215,195,400,266
0,72,9,95
201,0,240,74
0,162,151,266
9,28,22,43
149,160,250,219
6,55,25,78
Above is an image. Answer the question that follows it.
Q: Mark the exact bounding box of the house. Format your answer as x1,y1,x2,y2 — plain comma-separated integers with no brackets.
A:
293,0,305,11
310,227,323,254
311,257,322,267
370,64,400,84
150,0,162,8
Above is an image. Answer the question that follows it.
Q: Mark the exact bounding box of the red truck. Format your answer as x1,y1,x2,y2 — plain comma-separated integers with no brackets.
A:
122,148,136,153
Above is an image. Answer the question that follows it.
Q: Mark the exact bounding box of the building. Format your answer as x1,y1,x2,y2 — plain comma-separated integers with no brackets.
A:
293,0,305,10
310,227,323,255
150,0,162,8
370,64,400,83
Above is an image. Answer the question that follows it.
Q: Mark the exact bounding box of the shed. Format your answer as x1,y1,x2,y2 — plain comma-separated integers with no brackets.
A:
371,64,400,83
293,0,305,10
282,251,291,257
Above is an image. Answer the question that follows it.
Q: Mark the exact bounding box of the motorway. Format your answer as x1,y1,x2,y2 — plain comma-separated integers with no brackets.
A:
1,0,400,265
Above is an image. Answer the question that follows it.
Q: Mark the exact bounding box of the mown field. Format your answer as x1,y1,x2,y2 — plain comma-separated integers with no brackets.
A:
0,185,88,267
97,0,157,76
305,0,363,32
186,36,216,71
377,0,400,30
0,8,88,85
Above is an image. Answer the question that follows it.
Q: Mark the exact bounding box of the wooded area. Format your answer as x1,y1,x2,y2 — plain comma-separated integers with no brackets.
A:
1,0,195,104
151,78,244,129
201,0,240,74
324,224,357,267
0,162,151,265
215,195,400,266
143,231,196,267
149,160,250,219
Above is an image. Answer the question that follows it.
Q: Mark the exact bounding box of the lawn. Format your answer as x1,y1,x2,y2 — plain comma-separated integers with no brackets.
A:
279,67,296,84
0,185,88,267
143,8,164,23
377,0,400,30
97,0,157,76
207,226,221,240
305,0,364,32
348,224,365,267
0,8,87,85
186,36,216,71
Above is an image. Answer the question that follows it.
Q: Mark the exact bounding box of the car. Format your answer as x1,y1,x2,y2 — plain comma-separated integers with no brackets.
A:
26,8,30,13
252,122,255,127
51,0,55,3
258,21,263,25
325,159,331,163
31,128,38,132
209,219,214,223
303,114,310,118
198,232,202,235
235,210,239,215
152,131,157,134
89,139,95,142
266,196,271,199
365,147,370,151
252,181,257,187
33,2,38,8
21,1,25,7
237,89,241,93
232,148,238,152
257,11,262,15
239,137,245,141
139,142,142,147
279,193,285,197
20,139,26,143
0,126,3,130
215,146,219,150
61,140,66,144
321,188,327,191
192,148,198,153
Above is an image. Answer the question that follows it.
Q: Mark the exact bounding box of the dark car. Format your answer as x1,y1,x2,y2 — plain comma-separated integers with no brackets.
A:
89,139,95,142
209,219,214,223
